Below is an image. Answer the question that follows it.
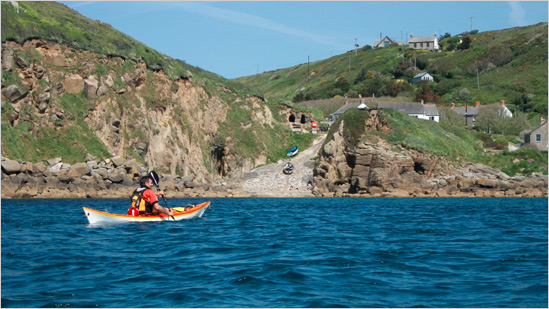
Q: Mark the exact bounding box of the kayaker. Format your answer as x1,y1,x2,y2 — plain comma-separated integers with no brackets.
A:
131,176,173,216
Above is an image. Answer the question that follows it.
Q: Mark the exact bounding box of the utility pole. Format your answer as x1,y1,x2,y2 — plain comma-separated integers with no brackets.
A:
470,17,473,32
307,56,310,81
354,38,358,56
465,102,468,127
476,68,480,90
348,55,351,72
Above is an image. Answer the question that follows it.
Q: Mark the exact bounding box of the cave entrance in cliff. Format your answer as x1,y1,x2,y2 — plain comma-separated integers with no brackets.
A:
414,161,426,174
289,114,296,123
212,149,223,175
211,138,227,176
300,114,306,124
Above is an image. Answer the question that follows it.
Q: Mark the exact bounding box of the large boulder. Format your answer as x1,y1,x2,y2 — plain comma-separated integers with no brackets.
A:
70,163,91,177
107,169,125,183
63,74,84,94
2,48,14,71
102,75,114,88
2,84,28,102
2,159,22,175
111,156,125,168
84,76,99,99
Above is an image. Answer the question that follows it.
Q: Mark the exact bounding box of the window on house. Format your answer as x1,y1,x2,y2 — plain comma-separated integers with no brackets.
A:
414,43,417,48
536,134,542,143
427,42,430,47
420,43,423,47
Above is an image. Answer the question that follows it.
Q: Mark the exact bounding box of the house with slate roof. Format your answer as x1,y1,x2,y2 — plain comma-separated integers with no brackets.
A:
523,120,548,152
373,34,406,49
409,33,439,50
331,100,440,122
377,101,440,122
451,101,512,127
423,104,440,122
331,103,363,121
412,72,434,84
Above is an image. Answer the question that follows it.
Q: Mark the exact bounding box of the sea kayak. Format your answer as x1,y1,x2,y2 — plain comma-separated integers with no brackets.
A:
83,201,210,224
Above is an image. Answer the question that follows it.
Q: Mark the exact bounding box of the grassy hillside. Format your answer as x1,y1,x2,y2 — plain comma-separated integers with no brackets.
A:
236,23,548,117
1,1,259,96
1,1,316,173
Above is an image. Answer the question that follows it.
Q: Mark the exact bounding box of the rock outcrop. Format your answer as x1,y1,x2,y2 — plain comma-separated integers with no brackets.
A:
312,110,548,198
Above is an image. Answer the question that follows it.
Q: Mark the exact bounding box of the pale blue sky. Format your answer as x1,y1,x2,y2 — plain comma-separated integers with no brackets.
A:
59,1,548,79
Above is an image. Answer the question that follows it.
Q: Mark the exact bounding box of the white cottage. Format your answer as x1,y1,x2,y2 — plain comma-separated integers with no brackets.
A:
412,72,434,84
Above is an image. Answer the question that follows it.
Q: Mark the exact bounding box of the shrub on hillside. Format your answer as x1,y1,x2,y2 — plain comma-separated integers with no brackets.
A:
493,137,509,150
439,107,464,128
334,77,350,94
383,80,413,97
475,105,529,136
358,76,385,98
354,68,366,84
415,85,442,103
393,59,414,79
458,36,472,50
434,79,463,96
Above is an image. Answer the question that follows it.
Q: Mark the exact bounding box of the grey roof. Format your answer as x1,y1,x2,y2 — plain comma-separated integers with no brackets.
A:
451,105,481,116
528,121,547,135
332,103,361,115
333,102,439,119
377,102,425,115
413,72,432,79
423,104,439,116
409,36,436,43
374,36,397,47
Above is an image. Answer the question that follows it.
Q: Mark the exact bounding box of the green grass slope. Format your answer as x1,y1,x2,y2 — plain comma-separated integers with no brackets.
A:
1,1,258,95
236,23,548,117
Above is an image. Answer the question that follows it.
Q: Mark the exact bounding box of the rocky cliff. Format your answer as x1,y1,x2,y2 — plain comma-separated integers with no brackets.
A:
1,38,275,187
313,110,547,197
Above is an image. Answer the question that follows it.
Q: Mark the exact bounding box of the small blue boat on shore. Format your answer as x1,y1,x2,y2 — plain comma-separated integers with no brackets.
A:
287,146,298,157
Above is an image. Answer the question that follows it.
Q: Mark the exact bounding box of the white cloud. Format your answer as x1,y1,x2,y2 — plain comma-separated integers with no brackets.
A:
508,1,526,26
173,2,348,50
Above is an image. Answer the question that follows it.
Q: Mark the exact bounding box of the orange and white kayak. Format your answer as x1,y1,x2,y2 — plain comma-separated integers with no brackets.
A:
83,201,210,224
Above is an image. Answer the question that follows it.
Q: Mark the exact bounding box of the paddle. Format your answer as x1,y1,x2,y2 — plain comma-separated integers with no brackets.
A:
148,171,175,221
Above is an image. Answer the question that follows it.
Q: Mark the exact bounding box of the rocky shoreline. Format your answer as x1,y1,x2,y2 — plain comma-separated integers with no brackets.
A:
1,156,245,199
2,149,547,199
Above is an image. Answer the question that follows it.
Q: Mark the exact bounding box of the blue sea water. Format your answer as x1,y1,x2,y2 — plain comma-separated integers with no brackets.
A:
1,197,547,308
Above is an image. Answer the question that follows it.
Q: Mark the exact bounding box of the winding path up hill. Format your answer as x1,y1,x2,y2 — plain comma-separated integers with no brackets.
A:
238,135,326,197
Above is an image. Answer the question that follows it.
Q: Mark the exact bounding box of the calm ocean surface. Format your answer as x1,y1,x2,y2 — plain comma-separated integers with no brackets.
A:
1,197,547,308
